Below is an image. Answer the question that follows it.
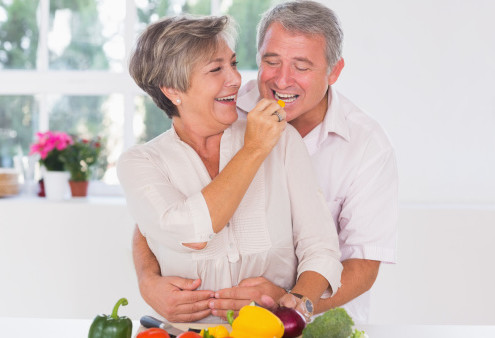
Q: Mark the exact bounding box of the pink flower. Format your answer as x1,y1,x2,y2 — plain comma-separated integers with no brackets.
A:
29,131,73,159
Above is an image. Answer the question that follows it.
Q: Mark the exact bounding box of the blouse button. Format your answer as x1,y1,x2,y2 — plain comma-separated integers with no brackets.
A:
228,250,239,263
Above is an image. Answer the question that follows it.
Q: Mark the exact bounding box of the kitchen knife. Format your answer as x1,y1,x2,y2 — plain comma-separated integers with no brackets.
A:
140,315,186,337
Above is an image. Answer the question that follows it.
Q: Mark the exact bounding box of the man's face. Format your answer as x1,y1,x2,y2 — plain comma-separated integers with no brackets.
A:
257,22,332,123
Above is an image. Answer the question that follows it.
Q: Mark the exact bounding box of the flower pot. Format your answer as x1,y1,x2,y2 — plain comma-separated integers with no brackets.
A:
69,180,89,197
38,179,45,197
43,171,70,201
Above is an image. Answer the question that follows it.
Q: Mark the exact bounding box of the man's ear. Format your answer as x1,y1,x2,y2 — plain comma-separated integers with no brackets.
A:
328,58,345,85
160,86,181,105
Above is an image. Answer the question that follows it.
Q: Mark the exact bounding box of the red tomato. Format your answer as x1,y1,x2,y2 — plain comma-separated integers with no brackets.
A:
137,328,171,338
176,332,202,338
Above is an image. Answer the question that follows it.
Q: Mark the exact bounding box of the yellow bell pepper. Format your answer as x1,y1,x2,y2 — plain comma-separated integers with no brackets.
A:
229,304,284,338
200,325,230,338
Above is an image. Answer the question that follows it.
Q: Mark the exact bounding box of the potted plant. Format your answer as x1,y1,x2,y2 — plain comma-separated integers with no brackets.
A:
29,131,73,200
60,136,102,197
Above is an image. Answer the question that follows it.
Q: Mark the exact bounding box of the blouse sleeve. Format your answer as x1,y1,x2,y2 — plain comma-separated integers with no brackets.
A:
117,145,214,249
283,126,343,295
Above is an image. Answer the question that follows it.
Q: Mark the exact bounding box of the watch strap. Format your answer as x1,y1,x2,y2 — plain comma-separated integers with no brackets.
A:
289,292,304,299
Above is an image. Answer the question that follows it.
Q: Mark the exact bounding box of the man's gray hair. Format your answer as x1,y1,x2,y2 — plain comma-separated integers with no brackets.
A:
257,0,343,72
129,15,238,118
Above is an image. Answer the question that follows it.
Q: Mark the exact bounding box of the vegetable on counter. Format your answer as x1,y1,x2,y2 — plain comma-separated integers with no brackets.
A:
273,307,306,338
88,297,133,338
302,307,365,338
137,328,171,338
200,325,230,338
228,304,284,338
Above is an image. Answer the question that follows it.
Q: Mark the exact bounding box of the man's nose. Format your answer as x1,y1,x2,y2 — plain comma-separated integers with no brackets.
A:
274,65,294,89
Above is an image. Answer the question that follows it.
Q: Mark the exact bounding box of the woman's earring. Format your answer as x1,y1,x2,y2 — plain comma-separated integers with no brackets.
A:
176,99,181,104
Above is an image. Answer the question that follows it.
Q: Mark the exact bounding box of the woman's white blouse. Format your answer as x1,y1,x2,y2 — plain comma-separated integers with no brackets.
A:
117,120,342,296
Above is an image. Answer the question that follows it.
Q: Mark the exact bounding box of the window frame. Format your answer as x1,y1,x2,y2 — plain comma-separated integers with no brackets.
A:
0,0,258,195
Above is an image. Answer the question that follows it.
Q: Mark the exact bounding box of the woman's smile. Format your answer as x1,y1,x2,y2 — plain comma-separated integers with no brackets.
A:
214,93,237,105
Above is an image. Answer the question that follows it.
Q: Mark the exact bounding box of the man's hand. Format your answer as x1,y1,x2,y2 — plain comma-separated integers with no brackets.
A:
141,275,214,322
210,277,286,320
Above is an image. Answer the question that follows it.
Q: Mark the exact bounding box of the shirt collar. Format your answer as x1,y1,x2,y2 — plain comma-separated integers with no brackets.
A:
319,86,350,143
237,80,259,113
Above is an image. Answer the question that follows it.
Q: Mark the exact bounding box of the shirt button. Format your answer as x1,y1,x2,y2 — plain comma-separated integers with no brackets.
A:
209,234,215,240
228,251,239,263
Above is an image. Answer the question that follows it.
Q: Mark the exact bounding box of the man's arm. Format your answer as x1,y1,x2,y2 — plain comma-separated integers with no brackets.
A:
315,259,380,313
132,226,213,322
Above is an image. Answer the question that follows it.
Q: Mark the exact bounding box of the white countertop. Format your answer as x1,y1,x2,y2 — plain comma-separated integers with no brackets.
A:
2,317,495,338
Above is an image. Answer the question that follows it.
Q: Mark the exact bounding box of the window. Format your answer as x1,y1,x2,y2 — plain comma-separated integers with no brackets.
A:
0,0,274,190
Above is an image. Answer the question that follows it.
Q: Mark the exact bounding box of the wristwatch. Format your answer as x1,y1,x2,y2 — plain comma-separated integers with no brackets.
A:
289,292,314,319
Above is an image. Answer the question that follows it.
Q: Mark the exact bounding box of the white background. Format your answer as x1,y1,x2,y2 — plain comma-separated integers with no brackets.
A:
322,0,495,205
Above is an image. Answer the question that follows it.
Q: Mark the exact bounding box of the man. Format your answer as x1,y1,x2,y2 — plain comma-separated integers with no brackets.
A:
132,0,398,324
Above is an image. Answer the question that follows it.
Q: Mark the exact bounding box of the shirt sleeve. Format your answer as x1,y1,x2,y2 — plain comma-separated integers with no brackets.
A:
116,146,214,249
283,127,343,295
338,132,399,264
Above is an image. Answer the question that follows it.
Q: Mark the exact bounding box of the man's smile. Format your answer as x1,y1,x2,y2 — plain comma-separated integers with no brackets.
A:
273,90,299,103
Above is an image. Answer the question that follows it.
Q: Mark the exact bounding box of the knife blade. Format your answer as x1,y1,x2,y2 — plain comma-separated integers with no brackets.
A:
140,315,186,337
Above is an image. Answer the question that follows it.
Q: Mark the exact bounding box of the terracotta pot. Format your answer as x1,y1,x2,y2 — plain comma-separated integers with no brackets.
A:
69,180,89,197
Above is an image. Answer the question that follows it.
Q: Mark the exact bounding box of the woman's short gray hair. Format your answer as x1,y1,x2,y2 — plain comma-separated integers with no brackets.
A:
257,0,343,72
129,15,238,118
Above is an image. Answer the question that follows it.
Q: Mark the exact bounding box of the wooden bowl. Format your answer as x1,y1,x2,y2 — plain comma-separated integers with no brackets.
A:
0,168,20,197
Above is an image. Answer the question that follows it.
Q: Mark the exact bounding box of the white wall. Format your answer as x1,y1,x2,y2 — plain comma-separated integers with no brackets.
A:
0,198,150,320
321,0,495,204
370,205,495,324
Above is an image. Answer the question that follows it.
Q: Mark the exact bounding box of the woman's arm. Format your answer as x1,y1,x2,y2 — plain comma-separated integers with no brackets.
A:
202,99,286,235
118,99,286,249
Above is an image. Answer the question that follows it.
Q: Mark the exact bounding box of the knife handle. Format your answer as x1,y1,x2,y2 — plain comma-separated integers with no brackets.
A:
140,315,166,329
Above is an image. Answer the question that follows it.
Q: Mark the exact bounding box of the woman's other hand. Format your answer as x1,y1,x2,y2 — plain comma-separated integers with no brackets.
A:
244,98,287,156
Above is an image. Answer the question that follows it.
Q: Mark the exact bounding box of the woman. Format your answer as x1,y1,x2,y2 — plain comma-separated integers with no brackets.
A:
118,15,342,323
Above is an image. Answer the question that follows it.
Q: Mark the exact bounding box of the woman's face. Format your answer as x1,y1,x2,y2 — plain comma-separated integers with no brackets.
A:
177,39,241,136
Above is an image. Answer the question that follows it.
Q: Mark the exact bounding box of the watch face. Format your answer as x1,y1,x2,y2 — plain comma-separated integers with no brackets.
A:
305,299,314,313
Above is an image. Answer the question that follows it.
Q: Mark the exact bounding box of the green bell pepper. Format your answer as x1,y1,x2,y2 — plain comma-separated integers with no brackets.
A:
88,297,133,338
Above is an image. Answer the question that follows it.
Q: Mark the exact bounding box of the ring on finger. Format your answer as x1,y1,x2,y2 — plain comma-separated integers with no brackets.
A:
271,111,283,122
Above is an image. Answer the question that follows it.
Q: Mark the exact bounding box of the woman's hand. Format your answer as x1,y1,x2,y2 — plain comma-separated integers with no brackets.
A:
244,98,287,157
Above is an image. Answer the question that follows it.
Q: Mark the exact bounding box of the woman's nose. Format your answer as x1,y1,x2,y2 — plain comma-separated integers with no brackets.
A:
227,68,242,88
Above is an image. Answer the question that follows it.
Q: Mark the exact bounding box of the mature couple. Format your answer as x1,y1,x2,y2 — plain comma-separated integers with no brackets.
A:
118,0,398,325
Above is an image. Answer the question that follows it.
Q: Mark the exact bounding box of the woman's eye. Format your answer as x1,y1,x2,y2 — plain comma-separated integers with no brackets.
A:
232,61,239,67
210,67,221,72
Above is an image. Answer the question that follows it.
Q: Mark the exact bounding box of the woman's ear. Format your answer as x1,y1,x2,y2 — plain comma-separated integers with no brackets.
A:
160,86,181,105
327,58,345,86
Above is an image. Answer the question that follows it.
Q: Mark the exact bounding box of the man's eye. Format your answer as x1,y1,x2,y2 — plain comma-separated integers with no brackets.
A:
296,66,309,71
265,60,278,66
